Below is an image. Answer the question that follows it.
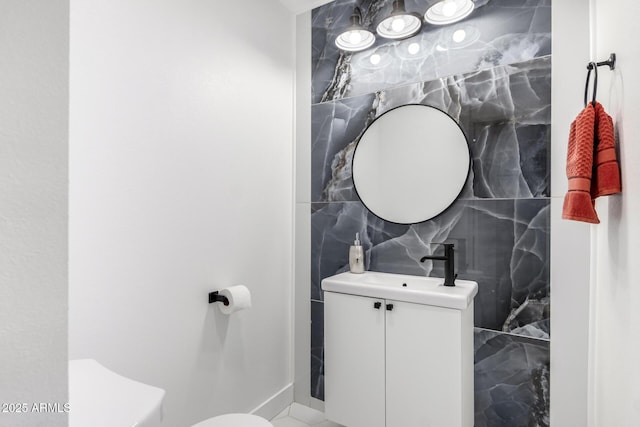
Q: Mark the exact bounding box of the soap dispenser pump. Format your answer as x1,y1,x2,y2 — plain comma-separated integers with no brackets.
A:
349,233,365,274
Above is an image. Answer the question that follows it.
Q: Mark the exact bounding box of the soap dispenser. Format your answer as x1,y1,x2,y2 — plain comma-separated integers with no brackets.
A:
349,233,365,274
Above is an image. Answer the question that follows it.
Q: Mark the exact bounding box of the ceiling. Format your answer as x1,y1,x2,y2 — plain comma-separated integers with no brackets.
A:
278,0,334,14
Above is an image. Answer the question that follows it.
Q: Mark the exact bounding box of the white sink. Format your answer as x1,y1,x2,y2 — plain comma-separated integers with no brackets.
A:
321,271,478,310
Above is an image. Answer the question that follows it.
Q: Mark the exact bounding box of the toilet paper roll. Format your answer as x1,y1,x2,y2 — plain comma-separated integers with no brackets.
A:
218,285,252,315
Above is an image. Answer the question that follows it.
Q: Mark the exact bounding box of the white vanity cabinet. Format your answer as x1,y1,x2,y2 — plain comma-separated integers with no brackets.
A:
322,271,477,427
324,292,386,427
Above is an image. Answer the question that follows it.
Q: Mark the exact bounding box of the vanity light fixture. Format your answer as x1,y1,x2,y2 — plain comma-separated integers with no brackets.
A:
335,7,376,52
376,0,423,40
424,0,475,26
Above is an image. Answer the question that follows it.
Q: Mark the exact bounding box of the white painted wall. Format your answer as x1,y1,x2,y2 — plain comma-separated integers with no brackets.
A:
589,0,640,424
69,1,295,426
0,1,69,426
550,1,592,425
278,0,333,15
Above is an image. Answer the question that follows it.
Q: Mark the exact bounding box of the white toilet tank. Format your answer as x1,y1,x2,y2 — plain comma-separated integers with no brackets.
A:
69,359,165,427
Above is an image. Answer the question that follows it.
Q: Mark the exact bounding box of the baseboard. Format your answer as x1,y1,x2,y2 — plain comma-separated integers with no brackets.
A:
251,383,294,420
308,396,324,412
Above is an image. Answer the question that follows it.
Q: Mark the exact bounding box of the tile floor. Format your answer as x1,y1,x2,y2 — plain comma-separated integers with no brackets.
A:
271,403,343,427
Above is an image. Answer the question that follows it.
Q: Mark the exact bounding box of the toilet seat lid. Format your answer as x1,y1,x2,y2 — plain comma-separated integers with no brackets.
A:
192,413,273,427
69,359,165,427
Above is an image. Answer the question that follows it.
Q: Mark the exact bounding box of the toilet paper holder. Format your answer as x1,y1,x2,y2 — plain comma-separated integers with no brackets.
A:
208,291,230,306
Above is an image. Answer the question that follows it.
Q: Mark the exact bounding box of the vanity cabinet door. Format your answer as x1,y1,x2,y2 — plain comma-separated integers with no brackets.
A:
324,291,386,427
385,300,470,427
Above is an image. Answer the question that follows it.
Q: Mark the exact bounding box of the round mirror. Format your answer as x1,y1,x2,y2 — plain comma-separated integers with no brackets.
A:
352,104,470,224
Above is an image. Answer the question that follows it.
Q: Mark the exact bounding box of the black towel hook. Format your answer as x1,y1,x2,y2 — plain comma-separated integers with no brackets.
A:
587,53,616,71
584,53,616,108
584,61,598,107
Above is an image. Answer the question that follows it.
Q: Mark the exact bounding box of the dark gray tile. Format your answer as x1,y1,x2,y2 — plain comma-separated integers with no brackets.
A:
312,57,551,203
471,122,550,198
311,0,359,104
311,94,376,202
310,201,408,300
311,300,325,401
474,329,550,427
505,199,550,338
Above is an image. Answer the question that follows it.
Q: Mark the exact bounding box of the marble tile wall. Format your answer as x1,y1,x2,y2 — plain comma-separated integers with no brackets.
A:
310,1,551,426
312,0,551,103
474,330,550,426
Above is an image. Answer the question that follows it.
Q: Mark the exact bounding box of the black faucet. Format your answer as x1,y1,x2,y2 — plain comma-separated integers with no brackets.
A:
420,243,457,287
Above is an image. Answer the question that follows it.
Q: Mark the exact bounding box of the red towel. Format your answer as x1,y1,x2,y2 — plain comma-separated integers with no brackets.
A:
592,102,621,197
562,102,621,224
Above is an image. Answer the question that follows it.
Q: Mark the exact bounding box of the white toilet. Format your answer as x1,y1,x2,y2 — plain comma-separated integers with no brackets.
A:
69,359,273,427
69,359,165,427
192,413,273,427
